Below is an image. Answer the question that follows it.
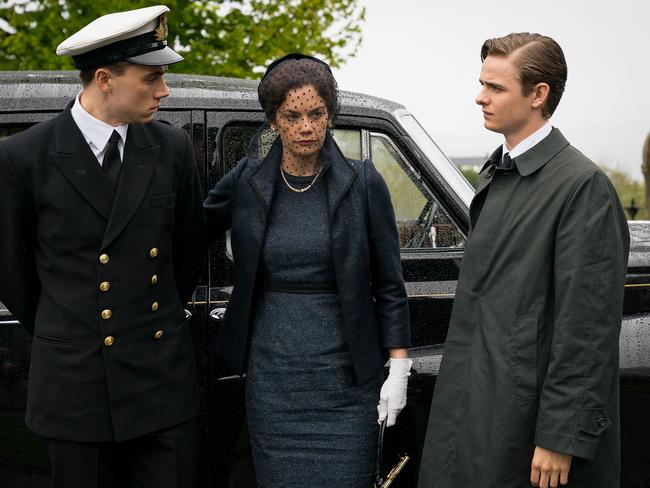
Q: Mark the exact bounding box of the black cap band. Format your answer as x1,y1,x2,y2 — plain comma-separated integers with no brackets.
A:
72,31,166,70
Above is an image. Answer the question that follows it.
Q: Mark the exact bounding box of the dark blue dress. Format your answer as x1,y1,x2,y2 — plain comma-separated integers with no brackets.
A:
246,171,381,487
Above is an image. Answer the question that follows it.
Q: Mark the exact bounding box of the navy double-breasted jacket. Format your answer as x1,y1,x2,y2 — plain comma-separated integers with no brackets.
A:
203,134,411,384
0,108,206,442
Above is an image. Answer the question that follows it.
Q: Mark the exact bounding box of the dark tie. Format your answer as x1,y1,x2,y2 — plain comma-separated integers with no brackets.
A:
103,130,122,194
500,152,513,170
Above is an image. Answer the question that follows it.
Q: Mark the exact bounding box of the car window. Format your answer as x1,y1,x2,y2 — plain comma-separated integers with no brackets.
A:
220,123,465,249
370,132,465,249
222,124,261,173
221,123,362,174
332,129,361,160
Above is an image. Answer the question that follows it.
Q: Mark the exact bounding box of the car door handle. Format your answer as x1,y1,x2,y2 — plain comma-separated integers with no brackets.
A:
0,320,20,327
209,307,227,322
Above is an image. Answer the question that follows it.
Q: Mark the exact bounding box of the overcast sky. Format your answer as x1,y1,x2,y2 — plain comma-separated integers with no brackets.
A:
333,0,650,180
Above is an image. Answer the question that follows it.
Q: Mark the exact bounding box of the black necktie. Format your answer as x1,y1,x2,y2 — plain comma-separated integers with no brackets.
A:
103,130,122,194
500,153,513,170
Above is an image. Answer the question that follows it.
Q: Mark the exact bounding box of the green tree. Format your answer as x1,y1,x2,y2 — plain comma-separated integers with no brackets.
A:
602,166,646,220
0,0,364,77
460,167,480,189
642,131,650,218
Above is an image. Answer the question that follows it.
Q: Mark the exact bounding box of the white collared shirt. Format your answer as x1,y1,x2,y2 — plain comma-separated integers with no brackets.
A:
70,91,129,166
502,120,553,164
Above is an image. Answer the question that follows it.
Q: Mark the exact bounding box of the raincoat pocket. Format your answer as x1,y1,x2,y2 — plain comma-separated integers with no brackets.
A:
514,313,538,403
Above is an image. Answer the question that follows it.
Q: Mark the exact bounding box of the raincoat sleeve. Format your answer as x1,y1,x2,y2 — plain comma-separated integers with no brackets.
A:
364,159,411,349
0,143,40,335
535,170,630,459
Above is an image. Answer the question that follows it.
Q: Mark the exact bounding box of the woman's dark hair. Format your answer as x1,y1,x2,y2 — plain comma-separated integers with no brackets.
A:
258,57,339,122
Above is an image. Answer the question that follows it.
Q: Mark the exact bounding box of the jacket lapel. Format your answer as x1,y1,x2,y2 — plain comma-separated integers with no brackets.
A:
101,123,158,249
321,134,357,220
246,133,357,231
248,138,281,216
48,109,114,220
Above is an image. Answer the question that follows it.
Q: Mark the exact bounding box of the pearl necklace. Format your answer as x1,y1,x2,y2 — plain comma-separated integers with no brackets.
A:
281,166,324,193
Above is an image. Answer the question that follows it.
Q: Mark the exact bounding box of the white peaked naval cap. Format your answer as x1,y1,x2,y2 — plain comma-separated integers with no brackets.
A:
56,5,182,70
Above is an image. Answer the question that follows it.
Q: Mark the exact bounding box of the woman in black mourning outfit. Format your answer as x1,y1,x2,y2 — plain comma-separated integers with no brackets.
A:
204,54,412,487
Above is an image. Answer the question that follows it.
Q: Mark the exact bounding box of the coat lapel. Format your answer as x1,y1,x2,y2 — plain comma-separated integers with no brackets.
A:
469,147,501,231
48,109,114,220
321,133,357,220
247,138,281,216
246,133,357,232
469,128,570,231
476,146,501,194
101,123,158,249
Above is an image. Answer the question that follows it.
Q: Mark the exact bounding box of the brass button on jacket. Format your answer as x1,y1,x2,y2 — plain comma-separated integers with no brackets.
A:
99,253,109,264
104,336,114,347
151,302,159,312
99,281,110,292
149,248,159,258
154,330,164,340
151,274,158,285
101,309,112,320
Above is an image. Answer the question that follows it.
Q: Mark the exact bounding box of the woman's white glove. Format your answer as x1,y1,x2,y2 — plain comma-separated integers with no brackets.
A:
377,358,412,427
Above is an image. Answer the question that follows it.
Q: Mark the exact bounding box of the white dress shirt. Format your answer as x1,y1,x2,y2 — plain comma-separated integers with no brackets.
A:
502,120,553,165
70,92,129,166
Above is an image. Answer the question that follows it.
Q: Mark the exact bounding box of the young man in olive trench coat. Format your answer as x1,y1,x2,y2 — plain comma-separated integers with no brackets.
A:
418,33,629,488
0,6,205,487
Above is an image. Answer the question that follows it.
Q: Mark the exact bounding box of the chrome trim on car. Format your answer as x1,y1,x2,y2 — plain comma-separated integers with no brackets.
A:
393,109,475,209
361,129,371,160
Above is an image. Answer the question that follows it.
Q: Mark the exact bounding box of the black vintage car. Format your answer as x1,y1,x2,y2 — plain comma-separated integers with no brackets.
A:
1,71,649,487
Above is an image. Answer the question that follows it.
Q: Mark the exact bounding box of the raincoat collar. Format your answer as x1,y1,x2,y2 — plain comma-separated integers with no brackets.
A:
479,128,570,177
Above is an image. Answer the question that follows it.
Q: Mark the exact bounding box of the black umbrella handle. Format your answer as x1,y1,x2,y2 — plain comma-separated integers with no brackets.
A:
374,418,387,487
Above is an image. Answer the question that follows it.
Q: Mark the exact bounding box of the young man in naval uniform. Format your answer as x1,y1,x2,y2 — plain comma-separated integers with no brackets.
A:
417,33,629,488
0,5,205,487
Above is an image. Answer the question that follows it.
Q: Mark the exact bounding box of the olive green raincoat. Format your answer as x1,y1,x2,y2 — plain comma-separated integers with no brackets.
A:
418,129,630,488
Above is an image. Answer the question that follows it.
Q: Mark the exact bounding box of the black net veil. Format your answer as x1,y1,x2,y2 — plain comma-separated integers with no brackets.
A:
247,53,340,161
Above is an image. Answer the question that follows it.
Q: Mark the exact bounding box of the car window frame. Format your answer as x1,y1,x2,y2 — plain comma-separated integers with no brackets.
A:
215,116,468,254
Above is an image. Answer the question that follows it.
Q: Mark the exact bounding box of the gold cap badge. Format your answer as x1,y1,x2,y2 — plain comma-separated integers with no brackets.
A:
153,15,168,42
